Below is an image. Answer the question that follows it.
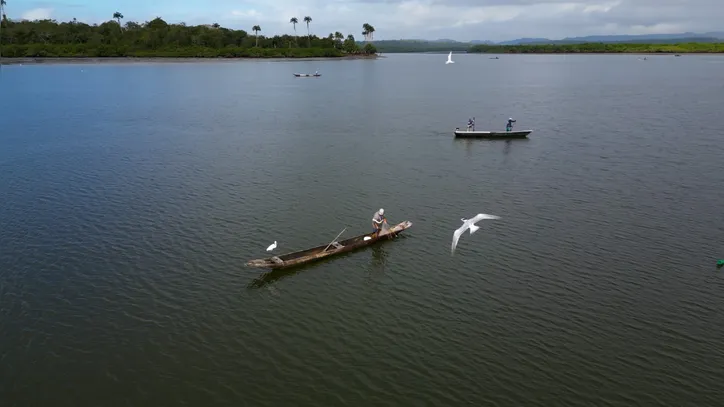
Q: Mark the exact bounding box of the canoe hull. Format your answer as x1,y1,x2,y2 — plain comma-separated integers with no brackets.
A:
454,129,532,139
246,220,412,270
294,73,321,77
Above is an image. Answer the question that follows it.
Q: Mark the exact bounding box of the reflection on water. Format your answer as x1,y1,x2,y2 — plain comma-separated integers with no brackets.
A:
370,245,388,269
365,245,394,287
247,267,300,290
454,137,530,158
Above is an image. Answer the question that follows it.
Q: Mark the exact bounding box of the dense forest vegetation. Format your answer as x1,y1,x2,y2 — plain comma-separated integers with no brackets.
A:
372,40,471,53
367,39,724,54
0,14,378,58
468,42,724,54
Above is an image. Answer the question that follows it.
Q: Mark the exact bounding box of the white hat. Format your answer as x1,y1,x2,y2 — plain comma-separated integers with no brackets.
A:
379,208,384,215
509,117,513,120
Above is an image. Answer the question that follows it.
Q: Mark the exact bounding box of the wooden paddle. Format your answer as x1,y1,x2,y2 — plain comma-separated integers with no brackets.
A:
323,227,346,252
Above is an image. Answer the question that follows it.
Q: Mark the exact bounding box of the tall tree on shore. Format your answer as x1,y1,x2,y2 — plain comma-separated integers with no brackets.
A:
0,0,7,63
303,16,312,47
252,25,261,47
113,11,124,29
289,17,297,39
362,23,375,42
343,34,360,53
334,31,343,49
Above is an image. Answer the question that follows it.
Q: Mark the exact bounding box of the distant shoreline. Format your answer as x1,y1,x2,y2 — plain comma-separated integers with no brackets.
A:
0,54,382,65
469,52,724,55
379,51,724,55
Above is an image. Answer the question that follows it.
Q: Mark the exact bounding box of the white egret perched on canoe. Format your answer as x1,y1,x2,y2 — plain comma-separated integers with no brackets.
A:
446,51,455,64
451,214,501,255
266,241,277,251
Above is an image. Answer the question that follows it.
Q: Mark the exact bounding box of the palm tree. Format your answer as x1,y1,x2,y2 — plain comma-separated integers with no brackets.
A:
362,23,375,42
289,17,297,37
252,25,261,47
303,16,312,47
113,11,123,29
289,17,298,46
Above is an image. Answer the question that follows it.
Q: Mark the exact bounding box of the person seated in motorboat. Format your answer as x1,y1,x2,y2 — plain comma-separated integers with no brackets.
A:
372,208,388,236
506,118,516,132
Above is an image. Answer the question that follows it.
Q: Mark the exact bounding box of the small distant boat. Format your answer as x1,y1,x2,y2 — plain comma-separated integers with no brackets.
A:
454,128,532,139
294,72,321,77
246,220,413,270
489,57,499,59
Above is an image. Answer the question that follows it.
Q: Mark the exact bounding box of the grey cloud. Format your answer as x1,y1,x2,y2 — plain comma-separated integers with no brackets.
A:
226,0,723,42
30,1,86,8
373,0,723,40
345,0,720,6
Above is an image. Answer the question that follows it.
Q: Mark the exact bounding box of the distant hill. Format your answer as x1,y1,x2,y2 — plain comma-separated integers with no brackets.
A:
497,32,724,45
496,37,552,45
373,32,724,52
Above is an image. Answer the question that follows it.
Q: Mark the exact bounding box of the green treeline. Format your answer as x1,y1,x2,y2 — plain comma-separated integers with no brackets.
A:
0,15,378,58
368,40,724,54
372,40,471,53
468,42,724,54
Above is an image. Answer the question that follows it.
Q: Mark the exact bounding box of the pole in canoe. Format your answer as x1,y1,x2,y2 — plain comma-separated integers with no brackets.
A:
323,227,346,252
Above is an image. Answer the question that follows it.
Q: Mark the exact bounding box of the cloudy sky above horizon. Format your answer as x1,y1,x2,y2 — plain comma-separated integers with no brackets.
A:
9,0,723,42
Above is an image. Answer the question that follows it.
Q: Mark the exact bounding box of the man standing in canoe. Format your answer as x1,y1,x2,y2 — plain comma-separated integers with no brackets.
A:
372,208,388,235
506,118,516,132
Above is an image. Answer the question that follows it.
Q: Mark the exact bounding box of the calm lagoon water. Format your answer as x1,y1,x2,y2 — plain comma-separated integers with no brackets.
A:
1,53,724,406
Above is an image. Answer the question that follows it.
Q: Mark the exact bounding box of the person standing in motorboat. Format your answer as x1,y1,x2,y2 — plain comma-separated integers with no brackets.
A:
506,118,516,132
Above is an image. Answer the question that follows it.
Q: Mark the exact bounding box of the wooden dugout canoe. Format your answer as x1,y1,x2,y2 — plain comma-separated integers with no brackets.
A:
246,220,413,270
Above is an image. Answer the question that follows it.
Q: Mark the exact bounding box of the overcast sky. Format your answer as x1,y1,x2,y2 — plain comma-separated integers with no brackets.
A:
10,1,724,42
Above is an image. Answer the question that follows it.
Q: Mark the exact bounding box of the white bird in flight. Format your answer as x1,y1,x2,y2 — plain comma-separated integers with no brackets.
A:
451,214,500,255
266,241,277,251
446,51,455,64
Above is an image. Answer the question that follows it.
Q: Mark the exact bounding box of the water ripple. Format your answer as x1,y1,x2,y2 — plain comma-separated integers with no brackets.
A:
2,54,724,406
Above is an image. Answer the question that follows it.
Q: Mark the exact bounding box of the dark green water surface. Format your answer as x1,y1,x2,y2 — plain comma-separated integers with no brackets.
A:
1,54,723,406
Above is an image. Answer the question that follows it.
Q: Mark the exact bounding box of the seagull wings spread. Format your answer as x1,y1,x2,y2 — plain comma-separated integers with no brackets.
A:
451,224,467,254
451,214,501,255
469,213,501,223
